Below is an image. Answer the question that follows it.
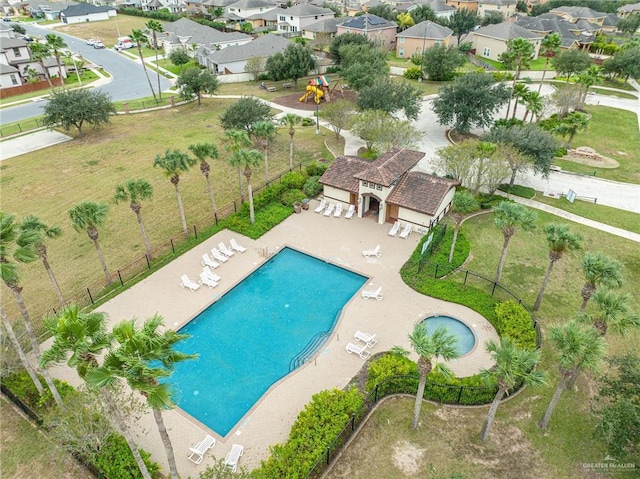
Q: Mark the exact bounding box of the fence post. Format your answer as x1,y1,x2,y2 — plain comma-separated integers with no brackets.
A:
117,270,124,286
233,201,237,213
193,225,198,239
457,386,463,404
435,264,439,278
326,447,331,465
464,270,469,284
170,238,175,254
492,282,497,296
145,253,151,269
351,413,356,431
87,288,94,304
374,384,379,403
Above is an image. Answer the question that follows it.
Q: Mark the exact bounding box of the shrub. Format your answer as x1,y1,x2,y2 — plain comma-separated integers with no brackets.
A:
3,371,74,414
303,176,324,198
492,71,514,82
555,147,568,157
306,162,327,177
494,300,537,350
404,66,422,80
252,182,287,210
281,171,306,190
301,117,315,126
280,189,306,206
324,66,340,74
458,42,473,53
257,72,270,81
365,353,416,393
498,184,536,199
94,434,161,479
223,203,293,239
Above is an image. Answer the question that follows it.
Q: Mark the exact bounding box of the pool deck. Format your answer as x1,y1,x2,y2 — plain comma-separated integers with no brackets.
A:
44,203,497,475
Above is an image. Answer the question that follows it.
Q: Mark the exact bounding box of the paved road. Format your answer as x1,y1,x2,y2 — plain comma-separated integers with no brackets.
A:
0,23,172,124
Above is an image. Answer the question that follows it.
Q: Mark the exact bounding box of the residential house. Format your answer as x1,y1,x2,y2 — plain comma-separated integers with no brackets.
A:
159,17,252,55
243,8,279,31
346,0,384,17
59,3,116,23
197,33,289,74
477,0,516,19
411,0,457,19
445,0,478,13
185,0,236,15
549,6,607,26
302,17,344,42
396,21,453,58
470,22,542,61
601,13,620,33
319,148,459,227
516,13,601,50
0,61,20,88
226,0,276,20
337,14,398,50
0,36,63,90
274,4,335,34
617,2,640,18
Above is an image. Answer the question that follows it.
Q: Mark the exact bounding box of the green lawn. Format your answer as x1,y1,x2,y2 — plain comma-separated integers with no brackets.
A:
590,87,637,99
0,99,332,321
0,71,100,107
54,14,154,47
478,56,549,71
552,106,640,184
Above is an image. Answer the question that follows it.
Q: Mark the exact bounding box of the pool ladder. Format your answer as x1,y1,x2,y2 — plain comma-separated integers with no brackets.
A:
289,331,331,371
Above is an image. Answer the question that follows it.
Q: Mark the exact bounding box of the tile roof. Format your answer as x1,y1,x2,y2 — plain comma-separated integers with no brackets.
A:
355,148,425,187
386,171,459,215
318,155,370,193
397,20,453,40
516,14,595,47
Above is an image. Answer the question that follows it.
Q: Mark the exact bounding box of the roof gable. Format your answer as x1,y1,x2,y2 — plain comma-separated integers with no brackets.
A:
398,20,453,39
61,3,114,15
473,22,542,40
355,148,425,187
386,171,459,215
318,156,370,193
204,33,289,63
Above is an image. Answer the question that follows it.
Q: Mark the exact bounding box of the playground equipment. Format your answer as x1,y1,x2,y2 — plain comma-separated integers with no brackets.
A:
300,75,333,103
299,85,324,104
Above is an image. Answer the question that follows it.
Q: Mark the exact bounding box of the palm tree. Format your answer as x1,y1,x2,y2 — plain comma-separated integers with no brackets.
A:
396,12,415,31
493,201,537,284
45,33,67,85
1,306,45,395
229,148,263,224
20,215,65,306
104,315,196,479
41,305,154,479
474,141,497,195
576,65,603,106
68,201,111,284
280,113,302,169
581,288,639,337
114,179,154,259
503,38,534,118
29,42,53,87
153,149,197,237
0,212,63,407
251,120,277,182
448,191,479,263
479,338,546,441
146,20,164,101
511,83,530,120
522,90,543,123
554,111,589,149
188,143,219,216
224,129,252,202
131,29,157,103
533,223,583,311
538,320,605,429
538,33,561,94
392,324,459,430
579,251,623,312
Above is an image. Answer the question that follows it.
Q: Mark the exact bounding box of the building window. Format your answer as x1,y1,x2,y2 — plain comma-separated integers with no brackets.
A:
398,47,404,57
10,74,18,85
399,37,404,43
279,15,285,21
362,181,368,187
12,47,21,57
483,47,491,57
377,185,382,191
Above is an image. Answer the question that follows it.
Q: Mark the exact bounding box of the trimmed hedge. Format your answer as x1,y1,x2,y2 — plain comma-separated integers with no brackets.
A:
494,300,537,350
222,203,293,239
365,353,416,393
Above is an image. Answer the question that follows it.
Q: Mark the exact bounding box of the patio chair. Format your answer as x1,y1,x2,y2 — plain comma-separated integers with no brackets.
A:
218,242,235,258
188,434,216,464
203,266,221,282
224,444,244,472
361,286,383,301
180,274,201,292
333,203,343,218
388,221,400,236
346,342,371,360
199,271,218,288
399,223,413,239
211,248,229,263
323,203,335,217
230,238,246,253
344,204,355,219
201,253,220,269
314,198,326,213
362,245,381,258
354,331,378,348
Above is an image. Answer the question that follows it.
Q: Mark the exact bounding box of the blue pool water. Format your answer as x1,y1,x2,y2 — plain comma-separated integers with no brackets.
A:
422,315,476,356
170,247,367,437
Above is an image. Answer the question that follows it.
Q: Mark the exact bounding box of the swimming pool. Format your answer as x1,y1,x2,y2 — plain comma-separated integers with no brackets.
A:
422,315,477,356
170,247,367,437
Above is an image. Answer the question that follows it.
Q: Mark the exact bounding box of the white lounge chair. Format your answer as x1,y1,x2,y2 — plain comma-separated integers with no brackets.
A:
361,286,383,301
224,444,244,472
199,271,218,288
314,198,326,213
388,221,400,236
345,204,355,219
333,203,343,218
218,242,235,258
230,238,246,253
180,274,201,292
399,223,413,239
203,266,221,282
211,248,229,263
323,203,335,217
188,434,216,464
346,342,371,360
354,331,378,348
362,245,381,258
201,253,220,269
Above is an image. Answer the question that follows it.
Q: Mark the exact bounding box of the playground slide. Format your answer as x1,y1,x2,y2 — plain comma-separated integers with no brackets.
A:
299,85,324,104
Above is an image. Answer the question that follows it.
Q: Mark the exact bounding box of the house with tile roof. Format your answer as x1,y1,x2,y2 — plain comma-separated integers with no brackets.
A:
477,0,516,18
618,2,640,18
470,22,542,61
159,17,252,55
549,6,607,26
319,148,459,227
516,12,602,50
337,13,398,49
408,0,456,19
226,0,277,19
445,0,478,13
59,3,116,23
302,16,344,42
396,21,453,59
274,4,334,34
197,33,289,74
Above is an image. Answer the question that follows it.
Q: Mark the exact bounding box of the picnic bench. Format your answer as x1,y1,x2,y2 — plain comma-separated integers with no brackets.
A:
283,82,293,89
266,86,277,92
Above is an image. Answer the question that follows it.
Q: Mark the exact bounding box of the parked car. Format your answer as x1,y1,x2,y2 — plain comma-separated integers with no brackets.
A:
93,42,105,49
2,17,12,22
86,38,97,46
